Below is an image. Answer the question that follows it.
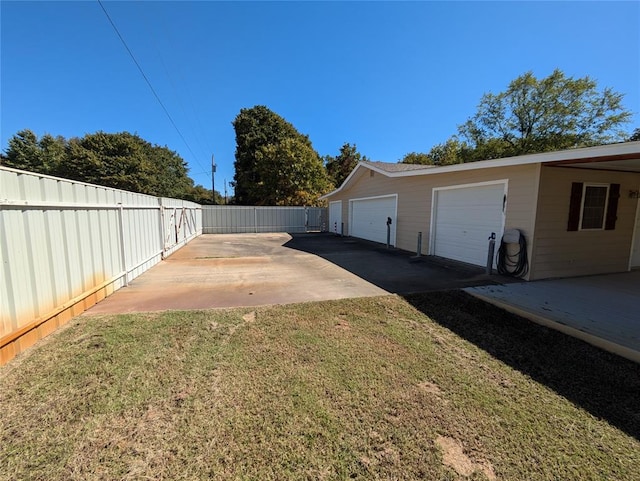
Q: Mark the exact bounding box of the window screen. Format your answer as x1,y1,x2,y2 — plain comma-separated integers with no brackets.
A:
581,185,608,229
568,182,619,232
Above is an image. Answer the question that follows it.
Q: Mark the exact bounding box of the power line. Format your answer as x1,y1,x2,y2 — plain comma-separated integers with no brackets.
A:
96,0,207,173
154,8,215,161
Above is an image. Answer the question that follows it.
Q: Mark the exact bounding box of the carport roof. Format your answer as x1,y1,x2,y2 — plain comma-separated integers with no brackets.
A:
321,141,640,199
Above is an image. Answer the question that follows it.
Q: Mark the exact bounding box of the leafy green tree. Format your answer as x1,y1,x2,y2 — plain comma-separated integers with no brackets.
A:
2,129,47,173
629,128,640,142
184,185,224,205
253,137,330,206
140,141,192,199
458,69,632,158
2,129,68,174
59,137,103,183
325,143,368,186
401,139,468,166
232,105,328,205
38,134,67,174
60,131,153,193
429,138,471,164
2,129,197,199
400,152,432,165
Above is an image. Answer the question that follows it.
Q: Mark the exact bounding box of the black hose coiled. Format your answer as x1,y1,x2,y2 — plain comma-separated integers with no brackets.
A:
497,230,528,278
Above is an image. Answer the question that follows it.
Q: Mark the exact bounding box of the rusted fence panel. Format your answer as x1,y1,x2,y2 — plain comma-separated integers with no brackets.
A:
0,167,201,365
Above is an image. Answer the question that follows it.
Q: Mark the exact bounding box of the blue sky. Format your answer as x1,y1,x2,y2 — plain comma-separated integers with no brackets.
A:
2,1,639,195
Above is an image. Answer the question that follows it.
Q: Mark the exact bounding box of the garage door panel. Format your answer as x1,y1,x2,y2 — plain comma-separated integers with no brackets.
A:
351,196,396,245
433,184,505,266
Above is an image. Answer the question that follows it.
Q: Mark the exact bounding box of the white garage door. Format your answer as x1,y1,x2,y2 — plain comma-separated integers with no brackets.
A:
329,201,342,235
432,183,506,266
350,195,397,245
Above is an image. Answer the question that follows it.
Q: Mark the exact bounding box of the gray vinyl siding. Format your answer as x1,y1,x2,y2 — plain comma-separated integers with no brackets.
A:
328,164,539,279
531,166,640,280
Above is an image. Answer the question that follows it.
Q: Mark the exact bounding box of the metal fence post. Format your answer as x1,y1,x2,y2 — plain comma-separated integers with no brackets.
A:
117,203,129,286
158,198,165,258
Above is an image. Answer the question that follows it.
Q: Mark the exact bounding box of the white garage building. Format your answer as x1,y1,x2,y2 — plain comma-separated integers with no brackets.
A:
321,142,640,281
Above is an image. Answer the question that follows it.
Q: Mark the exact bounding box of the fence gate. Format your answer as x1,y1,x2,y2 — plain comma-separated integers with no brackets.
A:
160,198,202,258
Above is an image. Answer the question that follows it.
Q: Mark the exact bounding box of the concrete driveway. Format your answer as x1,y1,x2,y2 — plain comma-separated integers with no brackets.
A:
87,233,385,314
86,233,501,314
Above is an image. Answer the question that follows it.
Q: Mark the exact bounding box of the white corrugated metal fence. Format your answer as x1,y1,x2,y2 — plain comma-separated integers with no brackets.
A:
202,205,327,234
0,166,201,364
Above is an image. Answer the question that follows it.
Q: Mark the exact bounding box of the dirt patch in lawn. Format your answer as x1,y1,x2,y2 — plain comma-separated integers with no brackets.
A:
436,435,496,480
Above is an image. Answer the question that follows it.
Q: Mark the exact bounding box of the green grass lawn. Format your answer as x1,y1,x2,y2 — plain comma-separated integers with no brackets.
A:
1,293,638,480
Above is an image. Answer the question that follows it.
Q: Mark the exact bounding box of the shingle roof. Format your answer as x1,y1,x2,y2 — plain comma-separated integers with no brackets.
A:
362,161,436,173
320,141,640,200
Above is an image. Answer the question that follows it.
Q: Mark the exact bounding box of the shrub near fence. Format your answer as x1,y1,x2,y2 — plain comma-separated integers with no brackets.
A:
0,166,201,365
202,205,327,234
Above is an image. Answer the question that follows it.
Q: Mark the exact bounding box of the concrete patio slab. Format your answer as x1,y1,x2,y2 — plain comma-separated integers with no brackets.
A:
465,271,640,363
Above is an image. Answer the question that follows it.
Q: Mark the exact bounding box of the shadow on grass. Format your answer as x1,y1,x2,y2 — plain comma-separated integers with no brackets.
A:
403,290,640,441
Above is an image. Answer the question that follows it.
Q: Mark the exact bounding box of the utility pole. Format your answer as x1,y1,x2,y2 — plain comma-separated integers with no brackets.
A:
224,179,228,205
211,154,216,204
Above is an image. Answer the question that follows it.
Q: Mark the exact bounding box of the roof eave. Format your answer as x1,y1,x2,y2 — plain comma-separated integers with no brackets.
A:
320,142,640,199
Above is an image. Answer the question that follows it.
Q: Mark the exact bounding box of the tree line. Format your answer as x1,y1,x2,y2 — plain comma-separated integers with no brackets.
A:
0,130,222,204
3,70,636,206
231,70,635,203
1,114,364,207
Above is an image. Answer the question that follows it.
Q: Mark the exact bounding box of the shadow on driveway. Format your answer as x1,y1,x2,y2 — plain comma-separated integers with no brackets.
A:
404,290,640,441
284,232,515,294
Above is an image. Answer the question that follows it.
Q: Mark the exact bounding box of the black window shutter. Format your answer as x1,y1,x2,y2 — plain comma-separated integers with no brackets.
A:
567,182,583,231
605,183,620,230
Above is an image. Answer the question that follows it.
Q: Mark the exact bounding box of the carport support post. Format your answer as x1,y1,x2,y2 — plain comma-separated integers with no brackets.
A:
341,222,344,237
